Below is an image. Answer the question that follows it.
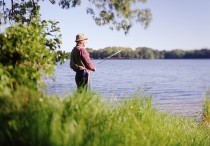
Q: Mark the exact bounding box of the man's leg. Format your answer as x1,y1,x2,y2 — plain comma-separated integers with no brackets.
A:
75,70,88,91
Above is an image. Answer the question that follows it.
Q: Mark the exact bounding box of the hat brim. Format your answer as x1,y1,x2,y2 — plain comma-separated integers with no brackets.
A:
75,38,88,42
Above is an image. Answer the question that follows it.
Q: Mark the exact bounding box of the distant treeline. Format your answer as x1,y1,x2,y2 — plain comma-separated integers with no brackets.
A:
66,47,210,59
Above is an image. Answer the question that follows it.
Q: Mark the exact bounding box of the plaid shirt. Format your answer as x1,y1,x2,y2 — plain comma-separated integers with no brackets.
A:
70,46,95,72
80,47,95,71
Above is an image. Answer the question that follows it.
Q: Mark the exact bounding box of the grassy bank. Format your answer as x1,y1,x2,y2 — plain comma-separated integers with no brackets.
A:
203,92,210,127
0,88,210,146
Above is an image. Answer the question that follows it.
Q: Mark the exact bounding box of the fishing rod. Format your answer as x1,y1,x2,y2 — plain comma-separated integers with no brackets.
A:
98,50,122,64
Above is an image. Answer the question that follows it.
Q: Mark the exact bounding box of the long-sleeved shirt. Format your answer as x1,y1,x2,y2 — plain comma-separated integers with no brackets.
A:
70,46,95,72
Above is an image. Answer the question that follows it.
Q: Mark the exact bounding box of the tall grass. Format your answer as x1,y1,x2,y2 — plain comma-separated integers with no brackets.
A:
0,88,210,146
203,91,210,127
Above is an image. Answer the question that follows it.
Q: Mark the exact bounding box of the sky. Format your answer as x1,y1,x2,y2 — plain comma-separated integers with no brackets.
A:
39,0,210,52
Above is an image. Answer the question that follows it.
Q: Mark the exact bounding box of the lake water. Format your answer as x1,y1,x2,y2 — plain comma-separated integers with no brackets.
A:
44,59,210,120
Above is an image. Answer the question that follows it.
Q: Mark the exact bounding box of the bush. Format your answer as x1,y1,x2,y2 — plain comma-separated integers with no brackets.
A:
0,21,55,91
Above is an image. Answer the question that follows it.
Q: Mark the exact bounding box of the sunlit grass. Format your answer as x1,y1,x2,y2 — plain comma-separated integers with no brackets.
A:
0,88,210,146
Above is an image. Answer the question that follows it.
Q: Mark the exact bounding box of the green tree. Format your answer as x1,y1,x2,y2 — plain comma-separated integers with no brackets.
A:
193,49,210,58
135,47,154,59
0,1,62,52
1,0,152,34
164,49,185,59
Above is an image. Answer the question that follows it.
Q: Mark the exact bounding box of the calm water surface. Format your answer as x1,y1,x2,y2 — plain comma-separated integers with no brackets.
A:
45,59,210,120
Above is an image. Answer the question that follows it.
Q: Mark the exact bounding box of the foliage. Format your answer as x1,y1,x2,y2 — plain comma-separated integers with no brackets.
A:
0,89,210,146
0,0,152,34
85,0,152,34
41,19,62,52
0,20,56,91
0,0,39,24
203,90,210,126
0,0,63,58
164,49,185,59
84,47,210,59
136,47,154,59
55,50,70,64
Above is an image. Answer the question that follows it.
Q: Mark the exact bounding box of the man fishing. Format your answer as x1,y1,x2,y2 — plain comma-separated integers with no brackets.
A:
70,33,96,91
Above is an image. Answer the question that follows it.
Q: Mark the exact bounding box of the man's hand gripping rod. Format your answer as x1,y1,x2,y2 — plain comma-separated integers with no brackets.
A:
98,50,122,64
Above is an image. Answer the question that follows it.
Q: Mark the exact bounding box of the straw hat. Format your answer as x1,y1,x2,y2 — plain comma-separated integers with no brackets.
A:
75,33,88,42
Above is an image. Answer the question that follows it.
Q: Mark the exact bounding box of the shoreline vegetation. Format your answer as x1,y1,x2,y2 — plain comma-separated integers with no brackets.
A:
63,47,210,60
